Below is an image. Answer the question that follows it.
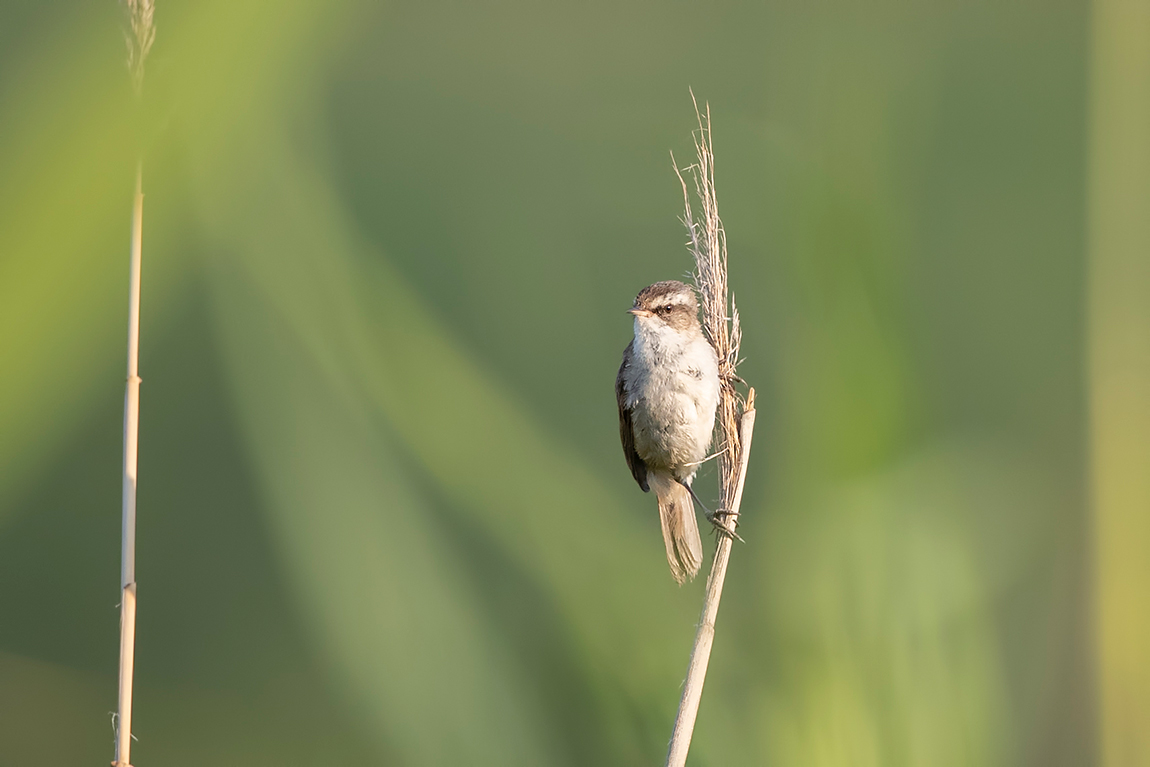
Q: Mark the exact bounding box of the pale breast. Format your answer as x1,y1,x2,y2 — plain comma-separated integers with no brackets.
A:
624,324,720,480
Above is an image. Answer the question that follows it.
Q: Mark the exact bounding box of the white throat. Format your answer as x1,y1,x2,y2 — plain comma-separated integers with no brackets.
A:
632,317,695,360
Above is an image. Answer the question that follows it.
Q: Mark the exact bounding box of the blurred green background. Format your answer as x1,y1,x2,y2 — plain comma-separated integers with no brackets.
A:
1,0,1144,765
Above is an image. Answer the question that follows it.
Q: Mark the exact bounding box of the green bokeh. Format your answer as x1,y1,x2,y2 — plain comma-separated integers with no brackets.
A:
0,0,1095,764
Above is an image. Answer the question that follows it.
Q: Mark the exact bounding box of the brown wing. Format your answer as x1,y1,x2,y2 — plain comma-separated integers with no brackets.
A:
616,341,649,492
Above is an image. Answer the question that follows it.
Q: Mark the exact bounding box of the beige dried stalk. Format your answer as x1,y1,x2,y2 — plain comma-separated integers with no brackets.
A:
665,96,756,767
115,2,154,766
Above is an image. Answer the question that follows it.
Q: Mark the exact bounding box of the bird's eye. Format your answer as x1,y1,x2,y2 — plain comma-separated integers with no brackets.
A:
662,305,673,313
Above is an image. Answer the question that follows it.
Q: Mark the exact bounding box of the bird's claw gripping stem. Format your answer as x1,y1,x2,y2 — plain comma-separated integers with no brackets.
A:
706,509,744,543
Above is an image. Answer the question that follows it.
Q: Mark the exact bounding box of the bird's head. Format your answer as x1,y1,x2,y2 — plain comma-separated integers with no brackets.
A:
629,280,701,333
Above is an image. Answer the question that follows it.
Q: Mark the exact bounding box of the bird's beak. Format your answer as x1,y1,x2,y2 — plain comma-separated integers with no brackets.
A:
629,308,654,318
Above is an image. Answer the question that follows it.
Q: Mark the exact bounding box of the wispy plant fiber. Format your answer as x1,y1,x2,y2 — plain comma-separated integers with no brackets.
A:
124,0,155,94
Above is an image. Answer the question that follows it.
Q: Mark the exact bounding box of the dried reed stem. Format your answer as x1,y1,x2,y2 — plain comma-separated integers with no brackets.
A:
666,95,755,767
115,3,153,766
115,164,144,767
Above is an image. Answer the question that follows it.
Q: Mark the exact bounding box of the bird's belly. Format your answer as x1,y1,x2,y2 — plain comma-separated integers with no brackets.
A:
631,380,715,476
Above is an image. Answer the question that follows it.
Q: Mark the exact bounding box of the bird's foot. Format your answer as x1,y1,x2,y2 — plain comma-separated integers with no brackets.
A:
706,508,744,542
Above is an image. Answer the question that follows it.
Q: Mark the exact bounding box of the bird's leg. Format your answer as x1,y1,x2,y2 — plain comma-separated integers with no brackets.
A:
677,479,744,543
677,478,711,514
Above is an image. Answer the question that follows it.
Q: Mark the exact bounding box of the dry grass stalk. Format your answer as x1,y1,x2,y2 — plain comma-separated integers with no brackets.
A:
666,95,756,767
115,3,154,766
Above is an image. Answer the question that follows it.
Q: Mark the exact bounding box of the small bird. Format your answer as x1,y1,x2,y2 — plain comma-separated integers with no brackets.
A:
616,280,721,583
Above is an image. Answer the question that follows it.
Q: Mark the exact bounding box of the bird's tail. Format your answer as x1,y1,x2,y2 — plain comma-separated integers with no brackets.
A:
650,472,703,584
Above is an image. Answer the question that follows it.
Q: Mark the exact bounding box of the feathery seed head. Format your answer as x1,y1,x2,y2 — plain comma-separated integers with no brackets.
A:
124,0,155,95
